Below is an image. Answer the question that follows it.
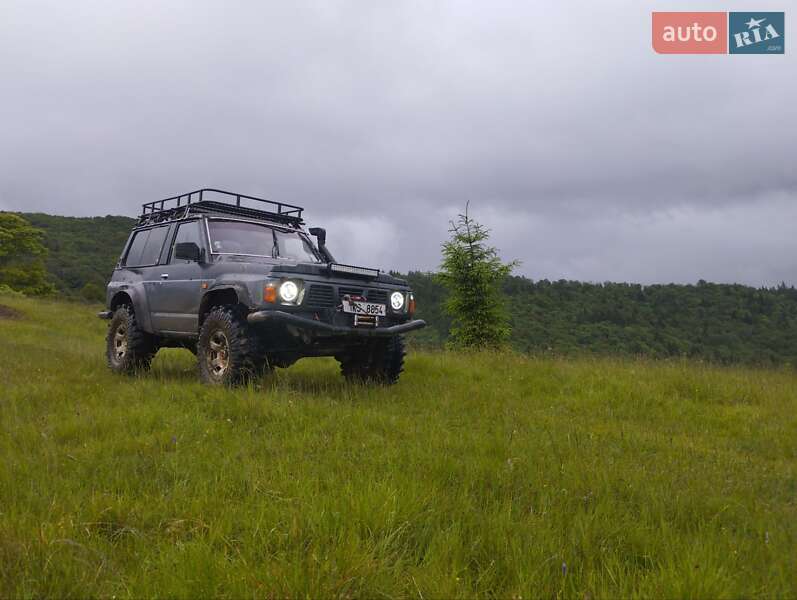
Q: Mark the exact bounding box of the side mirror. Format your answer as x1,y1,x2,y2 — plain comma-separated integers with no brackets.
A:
309,227,326,246
174,242,201,262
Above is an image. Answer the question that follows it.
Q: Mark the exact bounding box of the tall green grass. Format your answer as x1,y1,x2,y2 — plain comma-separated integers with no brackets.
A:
0,295,795,598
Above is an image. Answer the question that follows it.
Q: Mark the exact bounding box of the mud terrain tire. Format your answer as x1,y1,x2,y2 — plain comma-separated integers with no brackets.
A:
106,305,157,374
339,335,405,385
198,306,263,385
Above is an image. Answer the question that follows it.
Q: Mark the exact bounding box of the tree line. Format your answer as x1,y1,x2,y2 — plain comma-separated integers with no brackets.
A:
406,271,797,366
2,210,796,366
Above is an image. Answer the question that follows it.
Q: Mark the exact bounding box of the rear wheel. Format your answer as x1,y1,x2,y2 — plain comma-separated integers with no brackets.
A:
198,306,263,385
105,305,157,374
339,335,405,385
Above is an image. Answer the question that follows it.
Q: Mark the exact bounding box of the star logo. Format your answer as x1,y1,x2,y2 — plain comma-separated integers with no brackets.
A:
745,17,766,29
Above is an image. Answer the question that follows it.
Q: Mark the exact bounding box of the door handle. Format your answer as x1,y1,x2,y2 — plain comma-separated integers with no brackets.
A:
160,273,169,279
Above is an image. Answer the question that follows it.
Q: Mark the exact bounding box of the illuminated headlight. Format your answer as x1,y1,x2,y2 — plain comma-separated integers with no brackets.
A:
390,291,405,311
279,280,300,303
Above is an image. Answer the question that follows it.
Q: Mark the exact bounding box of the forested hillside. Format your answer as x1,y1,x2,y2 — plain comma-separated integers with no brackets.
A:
406,273,797,365
17,212,797,366
22,213,136,301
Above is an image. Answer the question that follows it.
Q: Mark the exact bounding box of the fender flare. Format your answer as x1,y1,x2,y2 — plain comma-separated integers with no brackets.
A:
109,284,155,333
199,284,253,324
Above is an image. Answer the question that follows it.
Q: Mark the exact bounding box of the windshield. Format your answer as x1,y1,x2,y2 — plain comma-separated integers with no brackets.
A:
207,220,321,262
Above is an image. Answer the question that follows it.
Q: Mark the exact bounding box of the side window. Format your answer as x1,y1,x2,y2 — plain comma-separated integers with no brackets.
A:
170,221,203,263
123,226,169,267
123,231,149,267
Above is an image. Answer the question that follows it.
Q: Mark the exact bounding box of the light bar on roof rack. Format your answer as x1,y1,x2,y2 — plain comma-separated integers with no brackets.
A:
330,263,380,278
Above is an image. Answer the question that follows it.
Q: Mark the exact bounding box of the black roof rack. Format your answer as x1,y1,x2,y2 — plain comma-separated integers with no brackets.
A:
137,188,304,227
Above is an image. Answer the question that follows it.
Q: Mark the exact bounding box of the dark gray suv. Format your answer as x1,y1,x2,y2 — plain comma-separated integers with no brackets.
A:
100,189,426,385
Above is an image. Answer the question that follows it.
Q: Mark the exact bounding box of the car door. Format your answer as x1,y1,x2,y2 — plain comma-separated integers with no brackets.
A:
122,224,171,330
147,219,206,333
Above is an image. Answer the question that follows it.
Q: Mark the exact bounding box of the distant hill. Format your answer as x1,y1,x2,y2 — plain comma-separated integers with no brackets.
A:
405,272,797,366
18,212,797,366
22,213,137,301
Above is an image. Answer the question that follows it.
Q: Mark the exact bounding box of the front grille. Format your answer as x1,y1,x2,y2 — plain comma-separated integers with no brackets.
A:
367,289,388,304
305,284,335,308
338,286,364,300
307,284,390,308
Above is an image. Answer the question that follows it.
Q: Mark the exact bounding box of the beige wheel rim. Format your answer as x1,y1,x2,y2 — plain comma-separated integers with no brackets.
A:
207,330,230,378
113,323,128,363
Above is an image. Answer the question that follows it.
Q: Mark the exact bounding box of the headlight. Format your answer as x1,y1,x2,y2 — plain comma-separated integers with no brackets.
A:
279,280,299,303
390,291,405,311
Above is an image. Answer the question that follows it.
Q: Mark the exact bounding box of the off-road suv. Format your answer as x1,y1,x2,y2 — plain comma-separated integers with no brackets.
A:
99,189,426,385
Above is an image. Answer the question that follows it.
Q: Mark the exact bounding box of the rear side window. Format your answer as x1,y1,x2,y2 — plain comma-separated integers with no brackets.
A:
124,226,169,267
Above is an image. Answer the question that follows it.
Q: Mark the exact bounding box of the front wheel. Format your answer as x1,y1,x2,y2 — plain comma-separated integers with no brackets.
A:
105,305,157,374
339,335,406,385
198,306,262,385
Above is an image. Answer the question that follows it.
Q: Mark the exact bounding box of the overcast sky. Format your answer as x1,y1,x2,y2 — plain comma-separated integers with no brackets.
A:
1,1,794,285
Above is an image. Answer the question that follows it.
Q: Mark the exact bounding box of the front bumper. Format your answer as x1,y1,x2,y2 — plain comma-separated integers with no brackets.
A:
247,310,426,337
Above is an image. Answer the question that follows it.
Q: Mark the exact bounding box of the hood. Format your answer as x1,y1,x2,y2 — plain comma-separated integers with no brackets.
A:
272,262,408,286
211,255,408,286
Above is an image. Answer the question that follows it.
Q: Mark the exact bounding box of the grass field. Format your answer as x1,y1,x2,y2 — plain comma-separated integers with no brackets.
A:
0,294,795,598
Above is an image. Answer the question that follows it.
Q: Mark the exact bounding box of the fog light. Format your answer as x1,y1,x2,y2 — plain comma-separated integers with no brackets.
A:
390,291,405,311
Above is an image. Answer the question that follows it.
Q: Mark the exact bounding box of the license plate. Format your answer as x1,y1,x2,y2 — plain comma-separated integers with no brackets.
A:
342,300,386,316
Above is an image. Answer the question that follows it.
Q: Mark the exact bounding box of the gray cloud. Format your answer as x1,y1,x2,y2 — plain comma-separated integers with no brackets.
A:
1,0,794,285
